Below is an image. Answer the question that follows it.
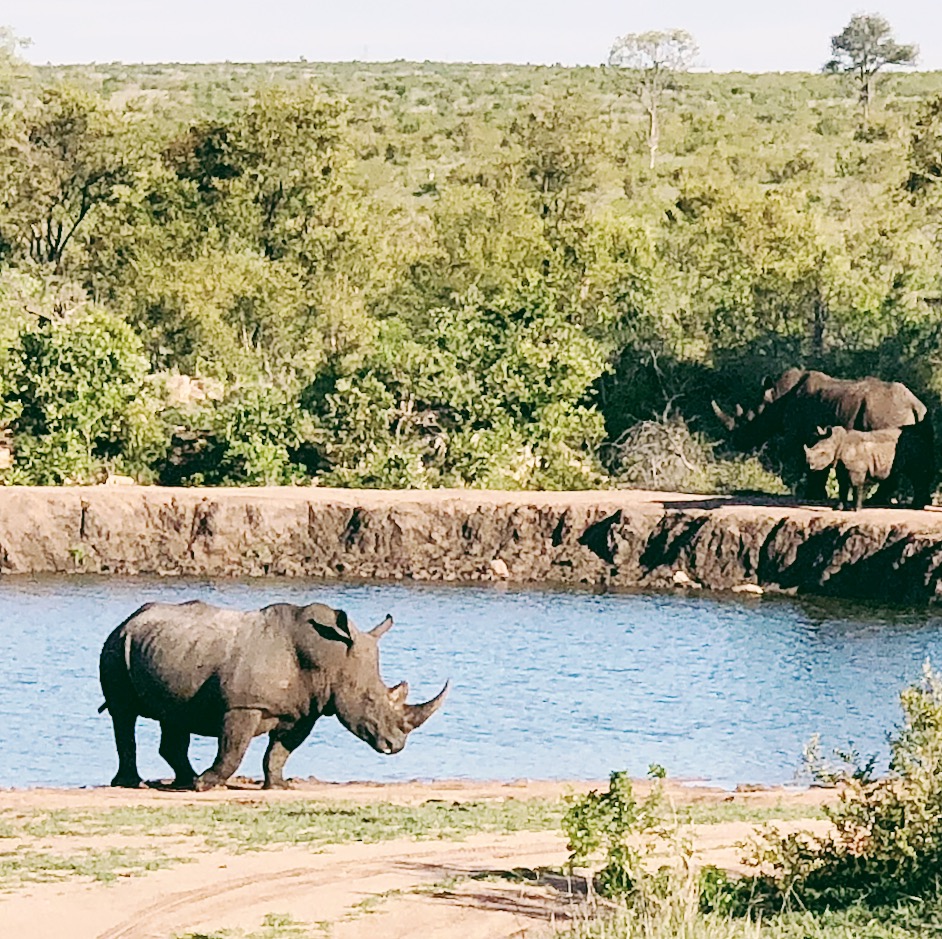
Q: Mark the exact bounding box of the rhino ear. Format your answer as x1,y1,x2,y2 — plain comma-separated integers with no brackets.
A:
308,608,355,648
369,615,394,639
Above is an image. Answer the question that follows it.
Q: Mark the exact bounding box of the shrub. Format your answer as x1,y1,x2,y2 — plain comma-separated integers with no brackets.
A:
730,662,942,911
4,306,151,483
602,410,787,495
562,769,687,900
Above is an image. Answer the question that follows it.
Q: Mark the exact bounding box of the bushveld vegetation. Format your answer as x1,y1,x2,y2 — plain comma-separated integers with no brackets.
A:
560,663,942,938
2,35,942,488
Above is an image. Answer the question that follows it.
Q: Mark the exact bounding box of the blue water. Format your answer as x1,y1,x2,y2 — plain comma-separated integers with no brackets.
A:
1,576,940,789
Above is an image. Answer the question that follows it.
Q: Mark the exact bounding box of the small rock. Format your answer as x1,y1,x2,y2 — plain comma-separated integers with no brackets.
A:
672,569,692,586
103,474,136,486
489,558,510,578
731,583,764,596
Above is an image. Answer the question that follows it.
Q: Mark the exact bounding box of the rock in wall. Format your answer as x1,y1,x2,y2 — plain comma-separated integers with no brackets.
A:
1,487,941,602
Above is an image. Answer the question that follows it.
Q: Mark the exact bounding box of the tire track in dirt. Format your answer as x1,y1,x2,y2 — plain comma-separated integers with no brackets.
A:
91,834,570,939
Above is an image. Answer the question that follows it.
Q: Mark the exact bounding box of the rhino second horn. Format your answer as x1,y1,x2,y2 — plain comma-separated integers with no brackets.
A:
711,400,735,432
403,681,450,731
389,681,409,705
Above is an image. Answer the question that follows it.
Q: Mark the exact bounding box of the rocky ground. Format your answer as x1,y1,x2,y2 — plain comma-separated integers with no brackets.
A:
1,486,942,601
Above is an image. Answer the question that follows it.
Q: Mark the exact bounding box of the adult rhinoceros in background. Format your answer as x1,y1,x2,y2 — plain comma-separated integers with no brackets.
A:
712,368,931,500
99,601,449,791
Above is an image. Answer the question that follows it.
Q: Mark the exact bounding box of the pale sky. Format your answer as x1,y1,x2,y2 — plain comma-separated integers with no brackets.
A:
4,0,942,73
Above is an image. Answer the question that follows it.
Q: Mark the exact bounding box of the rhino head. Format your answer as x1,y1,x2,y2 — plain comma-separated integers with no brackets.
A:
711,371,806,448
803,425,842,471
308,608,449,755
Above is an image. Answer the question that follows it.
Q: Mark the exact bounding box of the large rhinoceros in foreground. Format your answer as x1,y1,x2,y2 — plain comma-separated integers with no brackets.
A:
712,368,931,500
99,601,449,790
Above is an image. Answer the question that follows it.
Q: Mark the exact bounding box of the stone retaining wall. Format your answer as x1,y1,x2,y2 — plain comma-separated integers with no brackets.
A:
1,487,940,602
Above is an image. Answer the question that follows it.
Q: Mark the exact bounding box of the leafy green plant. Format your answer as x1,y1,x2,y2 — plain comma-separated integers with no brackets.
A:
731,662,942,911
563,770,686,899
4,305,151,483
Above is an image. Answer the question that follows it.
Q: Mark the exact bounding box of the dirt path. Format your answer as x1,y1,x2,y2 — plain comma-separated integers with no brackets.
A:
0,781,832,939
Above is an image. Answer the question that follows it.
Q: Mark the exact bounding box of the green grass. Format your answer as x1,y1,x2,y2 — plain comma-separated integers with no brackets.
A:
674,801,826,825
174,912,318,939
0,846,179,888
0,796,821,852
560,895,942,939
0,797,564,852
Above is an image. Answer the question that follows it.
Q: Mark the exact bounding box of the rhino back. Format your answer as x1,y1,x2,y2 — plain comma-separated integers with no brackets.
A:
854,381,925,429
838,429,900,482
790,374,924,432
121,602,307,727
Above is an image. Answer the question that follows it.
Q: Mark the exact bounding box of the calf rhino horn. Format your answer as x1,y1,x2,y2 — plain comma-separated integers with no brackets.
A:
403,681,450,731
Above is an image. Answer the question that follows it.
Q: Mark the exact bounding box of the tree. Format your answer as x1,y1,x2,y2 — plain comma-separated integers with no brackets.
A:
0,25,30,90
607,29,698,169
825,13,917,127
0,85,131,271
162,85,349,268
907,95,942,194
5,305,153,483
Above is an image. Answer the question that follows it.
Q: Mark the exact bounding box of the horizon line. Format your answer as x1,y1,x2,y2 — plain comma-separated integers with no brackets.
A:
22,57,942,76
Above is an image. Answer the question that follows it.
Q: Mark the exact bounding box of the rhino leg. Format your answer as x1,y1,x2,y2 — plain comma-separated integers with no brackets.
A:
870,479,896,507
194,709,262,792
159,723,197,789
805,468,830,502
835,464,852,510
907,465,932,509
854,485,864,512
109,709,143,788
263,713,317,790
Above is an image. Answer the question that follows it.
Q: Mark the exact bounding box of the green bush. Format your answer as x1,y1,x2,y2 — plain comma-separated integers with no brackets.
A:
4,306,151,483
563,769,686,900
725,662,942,912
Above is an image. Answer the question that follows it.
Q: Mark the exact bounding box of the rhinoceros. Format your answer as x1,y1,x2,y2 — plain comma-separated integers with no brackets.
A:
712,369,930,500
804,424,935,511
99,600,449,790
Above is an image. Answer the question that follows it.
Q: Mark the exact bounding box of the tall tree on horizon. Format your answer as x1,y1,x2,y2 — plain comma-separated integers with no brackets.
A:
607,28,698,170
825,13,917,127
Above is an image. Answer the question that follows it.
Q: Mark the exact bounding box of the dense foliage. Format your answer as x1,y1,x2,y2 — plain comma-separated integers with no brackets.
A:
2,51,942,487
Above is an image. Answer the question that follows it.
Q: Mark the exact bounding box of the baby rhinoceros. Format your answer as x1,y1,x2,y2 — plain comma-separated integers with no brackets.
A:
99,601,449,791
803,424,934,511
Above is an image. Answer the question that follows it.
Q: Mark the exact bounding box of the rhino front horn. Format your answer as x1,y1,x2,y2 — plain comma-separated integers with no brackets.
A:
403,681,450,731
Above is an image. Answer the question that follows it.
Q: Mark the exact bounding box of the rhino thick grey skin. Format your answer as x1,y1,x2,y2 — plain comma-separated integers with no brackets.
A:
712,368,931,500
99,601,449,791
804,424,935,511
